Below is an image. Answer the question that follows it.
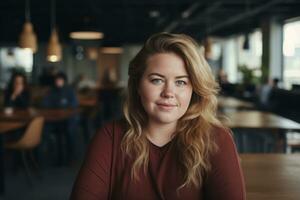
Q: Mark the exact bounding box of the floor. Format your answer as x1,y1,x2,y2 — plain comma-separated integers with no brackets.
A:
2,164,81,200
1,125,89,200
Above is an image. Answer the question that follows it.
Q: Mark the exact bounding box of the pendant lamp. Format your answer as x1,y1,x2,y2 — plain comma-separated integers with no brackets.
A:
69,16,104,40
204,37,212,60
101,47,123,54
243,0,250,50
47,0,62,62
19,0,37,53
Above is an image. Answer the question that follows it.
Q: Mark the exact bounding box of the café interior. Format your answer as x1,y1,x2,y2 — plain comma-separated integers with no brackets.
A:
0,0,300,199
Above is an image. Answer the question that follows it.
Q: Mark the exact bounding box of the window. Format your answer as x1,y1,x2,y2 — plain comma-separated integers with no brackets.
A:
283,20,300,89
221,30,262,84
0,47,33,88
237,30,262,79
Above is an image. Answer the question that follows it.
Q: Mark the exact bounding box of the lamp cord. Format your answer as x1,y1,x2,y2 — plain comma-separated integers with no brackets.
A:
50,0,56,31
25,0,30,22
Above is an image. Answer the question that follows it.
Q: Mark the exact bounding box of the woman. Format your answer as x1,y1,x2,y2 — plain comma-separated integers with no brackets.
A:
71,33,245,199
4,72,30,108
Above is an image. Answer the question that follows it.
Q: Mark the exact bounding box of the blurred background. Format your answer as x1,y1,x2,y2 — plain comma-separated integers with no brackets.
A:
0,0,300,199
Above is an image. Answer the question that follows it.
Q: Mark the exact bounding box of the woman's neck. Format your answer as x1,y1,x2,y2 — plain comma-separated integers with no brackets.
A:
145,121,177,147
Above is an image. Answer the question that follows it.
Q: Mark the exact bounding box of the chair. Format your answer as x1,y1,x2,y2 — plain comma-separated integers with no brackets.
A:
4,116,45,183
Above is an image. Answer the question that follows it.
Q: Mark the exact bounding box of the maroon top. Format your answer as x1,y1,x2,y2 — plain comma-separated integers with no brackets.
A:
70,121,245,200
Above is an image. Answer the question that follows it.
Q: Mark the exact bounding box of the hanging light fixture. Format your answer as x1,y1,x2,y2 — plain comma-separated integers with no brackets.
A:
70,31,104,40
47,0,62,62
243,0,250,50
204,37,212,60
101,47,123,54
19,0,37,53
69,16,104,40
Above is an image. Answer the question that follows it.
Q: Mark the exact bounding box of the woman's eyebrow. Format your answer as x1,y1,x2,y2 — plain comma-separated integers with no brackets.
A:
148,73,189,79
175,75,189,79
148,73,164,78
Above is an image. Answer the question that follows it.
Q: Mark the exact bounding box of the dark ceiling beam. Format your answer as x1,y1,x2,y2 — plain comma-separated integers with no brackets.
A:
184,2,222,26
207,0,284,34
164,2,201,32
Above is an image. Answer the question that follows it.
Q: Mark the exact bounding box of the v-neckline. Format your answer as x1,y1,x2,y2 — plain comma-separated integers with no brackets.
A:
147,138,174,151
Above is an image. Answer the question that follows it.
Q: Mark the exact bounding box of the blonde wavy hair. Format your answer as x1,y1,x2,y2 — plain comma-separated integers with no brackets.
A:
122,32,223,188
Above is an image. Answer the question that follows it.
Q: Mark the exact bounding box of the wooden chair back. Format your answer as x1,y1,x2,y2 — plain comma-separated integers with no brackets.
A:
5,116,45,150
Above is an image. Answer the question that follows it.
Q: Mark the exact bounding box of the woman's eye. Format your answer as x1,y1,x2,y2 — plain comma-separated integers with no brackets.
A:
175,80,187,86
151,79,163,85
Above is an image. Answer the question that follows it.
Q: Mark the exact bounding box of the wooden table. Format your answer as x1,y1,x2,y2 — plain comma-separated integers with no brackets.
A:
78,95,98,108
0,122,26,134
241,154,300,200
219,110,300,153
218,96,255,110
220,111,300,131
0,108,81,122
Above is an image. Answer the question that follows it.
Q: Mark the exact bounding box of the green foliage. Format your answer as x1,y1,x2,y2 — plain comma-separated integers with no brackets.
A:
238,65,260,85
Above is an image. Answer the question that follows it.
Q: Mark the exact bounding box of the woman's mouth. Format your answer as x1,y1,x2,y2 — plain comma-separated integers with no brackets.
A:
156,103,177,111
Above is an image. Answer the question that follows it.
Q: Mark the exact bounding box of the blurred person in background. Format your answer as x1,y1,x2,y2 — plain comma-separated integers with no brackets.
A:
3,72,31,170
216,68,235,96
72,73,97,92
43,72,78,108
258,77,279,110
4,72,30,108
42,72,79,165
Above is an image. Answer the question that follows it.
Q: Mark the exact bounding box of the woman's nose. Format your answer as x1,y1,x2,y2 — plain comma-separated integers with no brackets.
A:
161,83,175,98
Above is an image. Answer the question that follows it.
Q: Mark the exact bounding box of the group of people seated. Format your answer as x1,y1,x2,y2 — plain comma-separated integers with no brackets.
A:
216,68,281,111
2,69,125,165
3,71,79,165
4,71,78,109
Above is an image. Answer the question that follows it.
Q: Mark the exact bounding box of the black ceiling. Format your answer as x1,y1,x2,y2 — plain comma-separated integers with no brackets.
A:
0,0,300,46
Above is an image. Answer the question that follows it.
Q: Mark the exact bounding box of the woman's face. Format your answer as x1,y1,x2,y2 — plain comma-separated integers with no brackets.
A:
139,53,193,126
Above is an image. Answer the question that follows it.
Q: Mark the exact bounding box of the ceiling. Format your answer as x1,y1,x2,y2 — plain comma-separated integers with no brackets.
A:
0,0,300,46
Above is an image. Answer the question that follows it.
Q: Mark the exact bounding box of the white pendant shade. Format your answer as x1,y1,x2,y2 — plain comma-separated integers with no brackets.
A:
47,29,62,62
19,21,38,53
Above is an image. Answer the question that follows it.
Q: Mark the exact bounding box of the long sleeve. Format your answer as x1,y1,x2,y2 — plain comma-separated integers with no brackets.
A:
4,89,12,107
70,123,114,200
17,91,30,108
41,90,54,108
4,89,30,108
203,128,246,200
68,88,78,108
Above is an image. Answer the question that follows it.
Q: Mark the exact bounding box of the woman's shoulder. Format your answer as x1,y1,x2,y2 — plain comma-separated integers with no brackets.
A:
208,125,240,168
94,119,127,141
87,120,127,154
211,125,235,149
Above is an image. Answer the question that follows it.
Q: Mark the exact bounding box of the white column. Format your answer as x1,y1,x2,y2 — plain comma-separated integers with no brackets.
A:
262,17,283,80
222,38,238,83
270,19,283,79
119,45,142,86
